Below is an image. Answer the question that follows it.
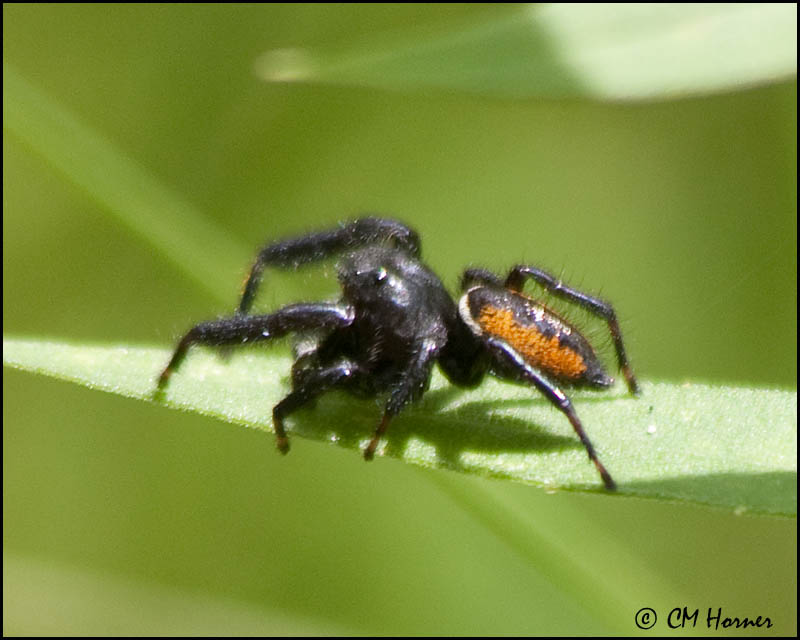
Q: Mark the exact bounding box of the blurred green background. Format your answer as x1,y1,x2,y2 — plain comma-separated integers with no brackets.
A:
4,4,796,635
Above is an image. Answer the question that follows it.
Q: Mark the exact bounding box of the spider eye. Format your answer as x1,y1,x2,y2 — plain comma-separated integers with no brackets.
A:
374,267,388,283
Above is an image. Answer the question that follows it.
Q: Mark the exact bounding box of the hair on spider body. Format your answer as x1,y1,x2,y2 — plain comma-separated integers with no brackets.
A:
156,217,639,491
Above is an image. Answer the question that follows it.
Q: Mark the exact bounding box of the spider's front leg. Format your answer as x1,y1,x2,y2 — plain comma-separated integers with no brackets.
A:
156,302,355,452
363,339,440,460
239,217,420,315
272,360,363,454
156,303,354,389
504,265,640,396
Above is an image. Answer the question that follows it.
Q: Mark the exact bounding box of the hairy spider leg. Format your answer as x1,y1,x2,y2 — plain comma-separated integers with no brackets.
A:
156,303,354,389
239,217,420,315
460,267,504,290
273,361,362,454
364,339,440,460
503,265,639,395
485,336,617,491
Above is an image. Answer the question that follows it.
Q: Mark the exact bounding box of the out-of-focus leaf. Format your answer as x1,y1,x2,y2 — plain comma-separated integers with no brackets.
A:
256,4,797,101
3,62,247,303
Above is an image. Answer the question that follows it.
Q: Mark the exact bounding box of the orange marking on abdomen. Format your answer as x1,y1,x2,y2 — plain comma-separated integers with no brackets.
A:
478,306,586,379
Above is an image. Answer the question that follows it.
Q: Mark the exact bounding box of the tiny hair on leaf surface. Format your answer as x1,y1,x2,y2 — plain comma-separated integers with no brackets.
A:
4,338,796,516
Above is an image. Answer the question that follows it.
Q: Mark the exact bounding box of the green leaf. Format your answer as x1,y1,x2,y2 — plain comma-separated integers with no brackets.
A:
5,337,796,516
255,4,797,101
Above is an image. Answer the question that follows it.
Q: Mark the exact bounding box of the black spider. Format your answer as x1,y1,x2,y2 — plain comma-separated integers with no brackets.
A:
156,217,639,490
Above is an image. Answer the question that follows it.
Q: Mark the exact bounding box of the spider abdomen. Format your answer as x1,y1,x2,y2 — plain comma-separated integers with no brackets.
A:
459,287,612,388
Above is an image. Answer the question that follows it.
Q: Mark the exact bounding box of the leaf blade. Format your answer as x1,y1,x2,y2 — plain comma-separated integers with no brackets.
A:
4,337,796,515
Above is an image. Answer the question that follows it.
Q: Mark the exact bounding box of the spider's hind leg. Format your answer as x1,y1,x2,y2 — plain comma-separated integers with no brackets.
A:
504,265,640,396
484,335,617,491
459,267,503,291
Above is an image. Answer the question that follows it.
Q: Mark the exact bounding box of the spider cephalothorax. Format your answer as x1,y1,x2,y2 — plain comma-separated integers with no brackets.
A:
157,217,639,490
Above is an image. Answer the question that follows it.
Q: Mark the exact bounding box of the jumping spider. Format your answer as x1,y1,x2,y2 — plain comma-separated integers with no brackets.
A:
157,217,639,490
